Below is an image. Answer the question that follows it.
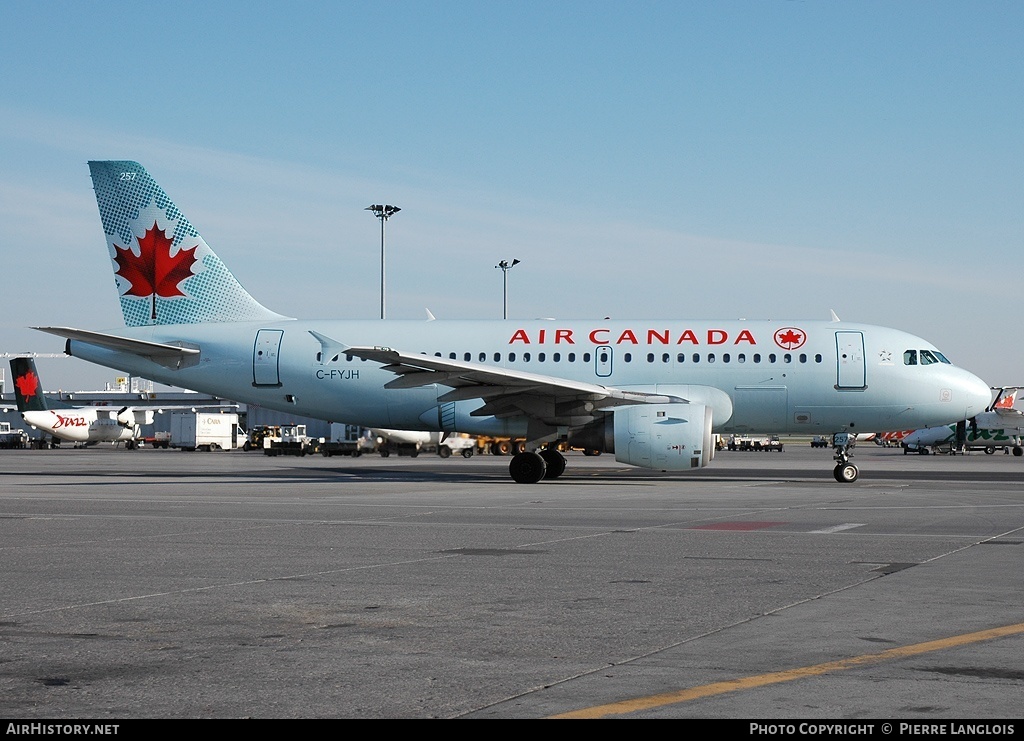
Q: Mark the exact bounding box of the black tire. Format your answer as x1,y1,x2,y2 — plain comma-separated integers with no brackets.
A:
379,449,390,458
539,449,566,479
509,451,547,484
1014,446,1023,457
985,446,996,455
833,463,858,483
461,448,474,458
438,446,452,459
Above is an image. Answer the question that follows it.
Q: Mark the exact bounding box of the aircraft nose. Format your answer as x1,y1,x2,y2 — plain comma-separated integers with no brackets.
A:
960,371,991,418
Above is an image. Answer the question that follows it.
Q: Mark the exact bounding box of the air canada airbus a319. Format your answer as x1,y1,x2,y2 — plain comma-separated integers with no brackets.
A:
36,161,991,482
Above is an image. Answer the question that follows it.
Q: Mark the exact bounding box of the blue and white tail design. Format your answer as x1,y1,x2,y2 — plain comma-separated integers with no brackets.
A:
88,161,285,326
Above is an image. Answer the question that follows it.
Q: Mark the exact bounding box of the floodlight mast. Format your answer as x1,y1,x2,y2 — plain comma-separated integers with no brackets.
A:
366,204,401,319
495,259,520,320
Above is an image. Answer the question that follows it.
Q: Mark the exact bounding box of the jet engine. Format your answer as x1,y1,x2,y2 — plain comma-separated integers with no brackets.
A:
612,403,714,470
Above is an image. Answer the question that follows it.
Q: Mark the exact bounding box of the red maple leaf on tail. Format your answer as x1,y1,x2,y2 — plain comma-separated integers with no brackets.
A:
113,223,198,299
15,371,39,399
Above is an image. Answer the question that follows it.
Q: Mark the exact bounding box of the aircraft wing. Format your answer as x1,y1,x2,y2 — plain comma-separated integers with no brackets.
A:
340,343,684,431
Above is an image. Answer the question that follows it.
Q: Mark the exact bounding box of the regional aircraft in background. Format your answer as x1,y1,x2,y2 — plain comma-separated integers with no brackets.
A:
8,357,234,448
902,388,1024,456
34,161,992,482
9,357,153,447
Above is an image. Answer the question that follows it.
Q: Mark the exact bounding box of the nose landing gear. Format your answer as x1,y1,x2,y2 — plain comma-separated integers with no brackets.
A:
832,432,859,483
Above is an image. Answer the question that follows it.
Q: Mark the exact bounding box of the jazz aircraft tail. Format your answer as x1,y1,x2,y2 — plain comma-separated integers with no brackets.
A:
88,161,285,327
8,358,70,413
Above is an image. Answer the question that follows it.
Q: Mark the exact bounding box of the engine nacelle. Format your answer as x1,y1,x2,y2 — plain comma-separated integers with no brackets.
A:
613,403,713,471
116,409,154,427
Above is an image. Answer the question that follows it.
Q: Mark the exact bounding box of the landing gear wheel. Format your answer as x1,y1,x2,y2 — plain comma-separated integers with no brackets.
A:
438,446,452,459
833,463,859,483
461,448,474,458
509,451,547,483
539,449,566,480
1014,446,1023,457
985,446,996,455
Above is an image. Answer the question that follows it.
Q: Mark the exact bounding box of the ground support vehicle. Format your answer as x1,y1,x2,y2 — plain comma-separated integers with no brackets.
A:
264,424,315,456
726,434,784,452
171,412,242,451
319,424,373,457
0,422,29,449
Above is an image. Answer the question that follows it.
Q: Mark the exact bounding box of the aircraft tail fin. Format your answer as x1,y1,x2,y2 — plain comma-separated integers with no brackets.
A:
992,388,1018,412
9,358,48,413
87,161,287,327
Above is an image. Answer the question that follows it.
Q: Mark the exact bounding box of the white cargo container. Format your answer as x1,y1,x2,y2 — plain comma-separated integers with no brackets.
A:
170,411,241,451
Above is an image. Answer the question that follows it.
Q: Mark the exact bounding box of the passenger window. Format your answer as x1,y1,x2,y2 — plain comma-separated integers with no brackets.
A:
784,354,792,363
493,352,500,362
692,353,700,363
538,353,546,362
662,353,670,363
677,353,686,363
647,353,655,363
904,350,917,365
464,353,471,361
568,353,576,362
769,353,777,363
583,352,591,362
553,353,560,362
624,353,632,362
722,353,730,363
753,353,761,363
449,352,457,359
708,353,716,363
738,354,746,363
523,352,531,362
799,353,807,363
815,354,822,363
509,352,516,362
479,352,486,362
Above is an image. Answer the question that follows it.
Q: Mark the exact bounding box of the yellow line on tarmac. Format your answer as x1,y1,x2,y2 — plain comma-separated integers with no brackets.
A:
551,622,1024,719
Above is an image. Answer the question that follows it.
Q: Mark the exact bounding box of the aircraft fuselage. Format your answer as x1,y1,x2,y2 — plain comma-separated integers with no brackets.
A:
67,318,987,439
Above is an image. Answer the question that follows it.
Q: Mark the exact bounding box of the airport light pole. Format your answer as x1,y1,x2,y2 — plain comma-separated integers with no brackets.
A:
366,204,401,319
495,259,520,319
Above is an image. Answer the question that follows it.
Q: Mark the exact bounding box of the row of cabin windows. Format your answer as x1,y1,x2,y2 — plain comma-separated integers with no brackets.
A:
462,351,825,364
323,354,827,364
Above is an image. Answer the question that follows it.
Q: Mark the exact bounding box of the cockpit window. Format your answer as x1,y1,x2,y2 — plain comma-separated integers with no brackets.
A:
934,351,951,364
904,350,917,365
920,350,939,365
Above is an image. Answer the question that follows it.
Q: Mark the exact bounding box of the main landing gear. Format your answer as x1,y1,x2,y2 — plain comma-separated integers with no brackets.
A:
832,432,859,483
508,447,567,483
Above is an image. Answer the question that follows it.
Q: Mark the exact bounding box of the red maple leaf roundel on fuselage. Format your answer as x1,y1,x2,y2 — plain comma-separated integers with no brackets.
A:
15,370,39,399
773,327,807,350
113,223,198,299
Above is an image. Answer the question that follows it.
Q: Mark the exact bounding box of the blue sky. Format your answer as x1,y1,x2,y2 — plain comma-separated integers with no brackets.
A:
1,1,1021,391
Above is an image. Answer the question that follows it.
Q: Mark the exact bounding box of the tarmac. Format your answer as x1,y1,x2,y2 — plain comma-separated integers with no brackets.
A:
0,444,1021,719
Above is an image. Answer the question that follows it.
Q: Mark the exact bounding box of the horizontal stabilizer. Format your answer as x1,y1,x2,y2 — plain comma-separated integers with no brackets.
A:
34,327,200,367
